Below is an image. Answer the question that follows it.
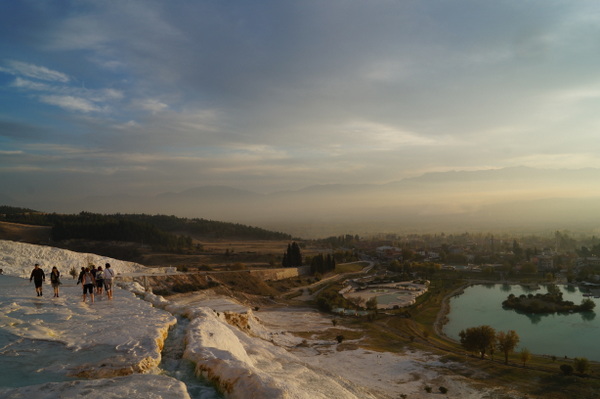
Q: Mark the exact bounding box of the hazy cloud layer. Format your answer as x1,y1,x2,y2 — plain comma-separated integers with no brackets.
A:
2,1,600,225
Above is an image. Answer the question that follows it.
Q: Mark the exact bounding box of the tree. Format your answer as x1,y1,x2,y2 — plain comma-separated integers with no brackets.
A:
573,357,591,375
546,283,561,298
512,240,523,259
366,297,378,311
459,325,496,359
580,298,596,311
348,296,365,309
282,242,302,267
496,330,520,364
309,253,336,275
519,348,531,367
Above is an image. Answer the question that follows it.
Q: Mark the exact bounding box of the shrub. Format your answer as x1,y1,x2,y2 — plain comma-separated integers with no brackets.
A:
560,364,574,375
573,357,591,374
424,386,432,393
439,386,448,394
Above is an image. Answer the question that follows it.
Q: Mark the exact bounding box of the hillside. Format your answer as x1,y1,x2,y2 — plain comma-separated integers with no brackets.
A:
0,221,52,244
0,208,296,268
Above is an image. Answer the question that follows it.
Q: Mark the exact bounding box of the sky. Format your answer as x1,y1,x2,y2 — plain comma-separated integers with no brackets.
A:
2,1,600,208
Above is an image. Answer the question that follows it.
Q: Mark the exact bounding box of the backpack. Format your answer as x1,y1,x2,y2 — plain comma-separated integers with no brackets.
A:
96,271,104,280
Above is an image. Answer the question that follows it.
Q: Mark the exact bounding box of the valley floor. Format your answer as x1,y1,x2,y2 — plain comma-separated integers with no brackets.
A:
0,240,560,398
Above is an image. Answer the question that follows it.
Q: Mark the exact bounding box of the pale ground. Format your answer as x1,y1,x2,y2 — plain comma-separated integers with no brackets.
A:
160,290,523,399
341,281,428,309
0,240,523,398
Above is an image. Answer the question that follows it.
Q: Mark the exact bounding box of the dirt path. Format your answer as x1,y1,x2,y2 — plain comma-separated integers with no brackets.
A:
286,261,374,301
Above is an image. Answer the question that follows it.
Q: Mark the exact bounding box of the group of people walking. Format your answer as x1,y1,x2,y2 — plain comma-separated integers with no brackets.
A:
77,263,115,303
29,262,115,303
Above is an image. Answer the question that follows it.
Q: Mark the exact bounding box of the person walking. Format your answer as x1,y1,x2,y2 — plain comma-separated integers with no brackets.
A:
103,263,115,300
76,267,85,285
30,263,45,296
95,266,104,295
50,266,61,298
81,267,96,303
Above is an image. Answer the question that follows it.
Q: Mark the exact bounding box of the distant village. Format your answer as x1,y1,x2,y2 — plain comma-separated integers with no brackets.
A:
364,231,600,286
322,231,600,314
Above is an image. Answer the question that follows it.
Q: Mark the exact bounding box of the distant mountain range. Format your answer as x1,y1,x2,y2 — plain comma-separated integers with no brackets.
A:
11,167,600,238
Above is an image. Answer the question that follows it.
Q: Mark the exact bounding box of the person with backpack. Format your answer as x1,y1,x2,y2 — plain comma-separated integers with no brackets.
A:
103,263,115,300
81,267,96,303
50,266,61,298
95,265,104,295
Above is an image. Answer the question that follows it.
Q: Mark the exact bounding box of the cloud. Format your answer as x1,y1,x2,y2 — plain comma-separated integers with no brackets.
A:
3,61,124,115
508,153,600,170
4,60,70,82
337,120,437,150
39,95,103,113
11,77,53,91
135,98,169,114
4,0,600,210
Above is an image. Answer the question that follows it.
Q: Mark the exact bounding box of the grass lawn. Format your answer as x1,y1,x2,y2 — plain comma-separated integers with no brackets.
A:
335,261,369,273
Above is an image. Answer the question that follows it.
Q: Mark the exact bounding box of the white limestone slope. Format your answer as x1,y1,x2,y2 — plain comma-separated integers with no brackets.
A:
145,290,505,399
0,239,148,278
0,240,520,399
0,375,191,399
0,240,180,398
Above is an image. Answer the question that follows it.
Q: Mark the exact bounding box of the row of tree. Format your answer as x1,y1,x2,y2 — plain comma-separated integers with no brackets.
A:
309,253,336,275
502,291,596,314
459,324,594,376
316,234,360,247
121,214,292,240
51,213,192,253
280,242,339,276
459,325,520,364
0,207,293,241
282,242,302,267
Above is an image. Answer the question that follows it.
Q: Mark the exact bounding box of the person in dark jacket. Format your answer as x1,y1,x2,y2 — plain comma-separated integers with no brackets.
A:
50,266,61,298
77,267,85,285
30,263,45,297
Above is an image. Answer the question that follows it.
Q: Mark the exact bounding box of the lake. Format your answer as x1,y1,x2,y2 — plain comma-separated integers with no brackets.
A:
443,283,600,361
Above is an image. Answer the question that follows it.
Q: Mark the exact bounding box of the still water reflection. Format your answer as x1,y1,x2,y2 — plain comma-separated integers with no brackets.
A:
444,284,600,360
